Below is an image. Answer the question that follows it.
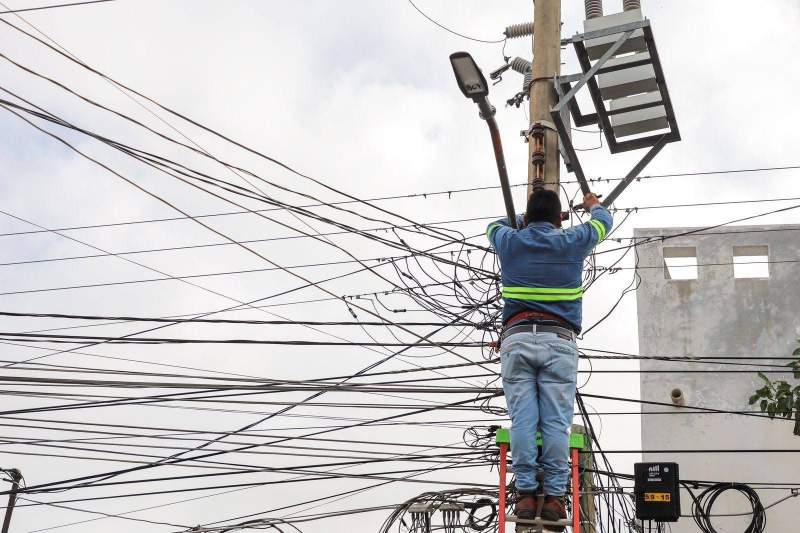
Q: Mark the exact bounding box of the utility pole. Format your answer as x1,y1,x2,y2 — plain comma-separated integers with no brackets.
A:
1,469,21,533
571,424,598,533
527,0,562,194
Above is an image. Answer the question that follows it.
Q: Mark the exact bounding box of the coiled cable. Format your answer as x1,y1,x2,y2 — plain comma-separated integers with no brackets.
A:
466,498,497,531
687,483,766,533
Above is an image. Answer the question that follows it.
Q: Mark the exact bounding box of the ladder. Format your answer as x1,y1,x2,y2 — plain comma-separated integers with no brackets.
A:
496,428,586,532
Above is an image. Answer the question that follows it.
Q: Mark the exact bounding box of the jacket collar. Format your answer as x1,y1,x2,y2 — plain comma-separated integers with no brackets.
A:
528,221,557,230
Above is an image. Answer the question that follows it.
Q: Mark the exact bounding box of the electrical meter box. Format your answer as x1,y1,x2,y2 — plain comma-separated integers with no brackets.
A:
634,462,681,522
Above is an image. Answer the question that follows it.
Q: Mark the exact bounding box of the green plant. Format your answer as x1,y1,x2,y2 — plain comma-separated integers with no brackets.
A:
749,343,800,435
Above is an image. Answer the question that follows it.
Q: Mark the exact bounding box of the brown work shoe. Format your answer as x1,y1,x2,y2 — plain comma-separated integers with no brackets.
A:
515,492,538,519
540,496,567,531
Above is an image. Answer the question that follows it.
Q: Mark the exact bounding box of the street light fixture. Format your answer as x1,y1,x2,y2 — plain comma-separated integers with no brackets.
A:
449,52,518,229
449,51,489,100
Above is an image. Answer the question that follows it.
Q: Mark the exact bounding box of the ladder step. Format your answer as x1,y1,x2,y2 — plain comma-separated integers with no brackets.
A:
506,514,570,526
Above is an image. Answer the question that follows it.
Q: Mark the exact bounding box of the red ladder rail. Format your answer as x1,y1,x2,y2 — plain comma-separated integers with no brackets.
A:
496,428,586,532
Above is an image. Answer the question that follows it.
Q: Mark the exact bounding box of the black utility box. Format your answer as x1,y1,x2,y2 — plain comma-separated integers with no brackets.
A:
634,462,681,522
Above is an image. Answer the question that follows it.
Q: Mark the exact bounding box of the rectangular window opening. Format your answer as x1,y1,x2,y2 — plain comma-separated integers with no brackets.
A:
733,245,769,279
663,246,698,280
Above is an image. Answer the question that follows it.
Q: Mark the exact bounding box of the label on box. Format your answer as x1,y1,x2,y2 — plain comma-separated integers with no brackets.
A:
644,493,671,503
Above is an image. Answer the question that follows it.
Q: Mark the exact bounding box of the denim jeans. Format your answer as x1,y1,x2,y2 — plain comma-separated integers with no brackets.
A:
500,330,579,495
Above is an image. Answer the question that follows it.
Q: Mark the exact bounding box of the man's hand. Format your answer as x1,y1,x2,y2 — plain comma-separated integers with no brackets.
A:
581,192,600,210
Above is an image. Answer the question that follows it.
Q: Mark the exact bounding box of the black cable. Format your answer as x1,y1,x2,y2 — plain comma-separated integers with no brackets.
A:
405,0,505,44
0,100,502,485
0,331,487,347
2,390,501,495
0,0,114,14
685,482,766,533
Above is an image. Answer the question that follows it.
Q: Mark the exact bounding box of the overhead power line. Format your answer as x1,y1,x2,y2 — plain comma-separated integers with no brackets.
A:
406,0,505,44
0,0,115,15
4,181,800,239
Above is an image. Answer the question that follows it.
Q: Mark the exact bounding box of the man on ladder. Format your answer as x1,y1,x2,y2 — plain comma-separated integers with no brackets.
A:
487,190,612,531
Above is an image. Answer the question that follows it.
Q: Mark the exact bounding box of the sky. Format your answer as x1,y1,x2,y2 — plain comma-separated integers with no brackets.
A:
1,0,800,532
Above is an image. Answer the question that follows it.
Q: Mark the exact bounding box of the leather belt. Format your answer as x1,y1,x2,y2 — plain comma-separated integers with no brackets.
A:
501,323,576,343
506,310,569,329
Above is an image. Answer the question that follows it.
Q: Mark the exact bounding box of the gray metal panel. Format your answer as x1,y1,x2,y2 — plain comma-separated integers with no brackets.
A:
583,9,646,60
598,52,658,100
609,91,668,137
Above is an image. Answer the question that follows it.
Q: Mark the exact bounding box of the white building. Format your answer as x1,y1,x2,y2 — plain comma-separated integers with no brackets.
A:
635,224,800,532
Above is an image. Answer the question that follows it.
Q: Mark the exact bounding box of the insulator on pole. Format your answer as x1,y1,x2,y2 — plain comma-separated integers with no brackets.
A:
623,0,641,11
509,57,532,74
584,0,603,19
504,22,534,39
523,71,533,93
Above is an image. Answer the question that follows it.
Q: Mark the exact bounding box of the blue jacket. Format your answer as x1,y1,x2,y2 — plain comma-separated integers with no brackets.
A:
487,205,613,332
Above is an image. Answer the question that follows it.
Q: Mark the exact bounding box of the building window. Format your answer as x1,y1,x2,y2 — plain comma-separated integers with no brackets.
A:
733,245,769,279
663,246,698,280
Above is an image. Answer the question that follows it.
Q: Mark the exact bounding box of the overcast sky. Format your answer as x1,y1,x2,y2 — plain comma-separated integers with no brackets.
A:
1,1,800,532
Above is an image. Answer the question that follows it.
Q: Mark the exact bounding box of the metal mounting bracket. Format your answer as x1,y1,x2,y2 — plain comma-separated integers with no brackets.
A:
549,18,680,205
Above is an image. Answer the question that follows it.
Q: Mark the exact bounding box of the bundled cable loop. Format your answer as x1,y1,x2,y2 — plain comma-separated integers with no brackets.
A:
689,482,766,533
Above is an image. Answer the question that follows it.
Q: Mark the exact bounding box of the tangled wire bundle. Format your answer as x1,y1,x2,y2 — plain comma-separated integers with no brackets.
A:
689,483,766,533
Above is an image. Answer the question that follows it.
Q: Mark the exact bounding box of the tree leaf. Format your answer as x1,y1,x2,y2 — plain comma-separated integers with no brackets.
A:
750,342,800,436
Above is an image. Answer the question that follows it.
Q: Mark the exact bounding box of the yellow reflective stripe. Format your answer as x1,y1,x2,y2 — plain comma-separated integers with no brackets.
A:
502,286,584,301
589,219,606,242
487,223,502,240
502,286,582,294
501,291,583,302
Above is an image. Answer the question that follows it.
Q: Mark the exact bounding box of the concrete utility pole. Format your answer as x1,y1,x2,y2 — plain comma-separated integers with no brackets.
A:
527,0,562,194
1,469,22,533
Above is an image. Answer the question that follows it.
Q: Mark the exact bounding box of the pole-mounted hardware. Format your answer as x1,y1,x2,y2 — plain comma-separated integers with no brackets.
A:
549,8,680,207
449,51,518,229
489,62,512,84
1,469,22,533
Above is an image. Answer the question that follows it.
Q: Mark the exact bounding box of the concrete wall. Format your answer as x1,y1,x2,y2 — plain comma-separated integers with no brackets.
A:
634,224,800,532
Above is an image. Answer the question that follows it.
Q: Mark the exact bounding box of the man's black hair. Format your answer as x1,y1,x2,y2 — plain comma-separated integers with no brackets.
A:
526,189,562,225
